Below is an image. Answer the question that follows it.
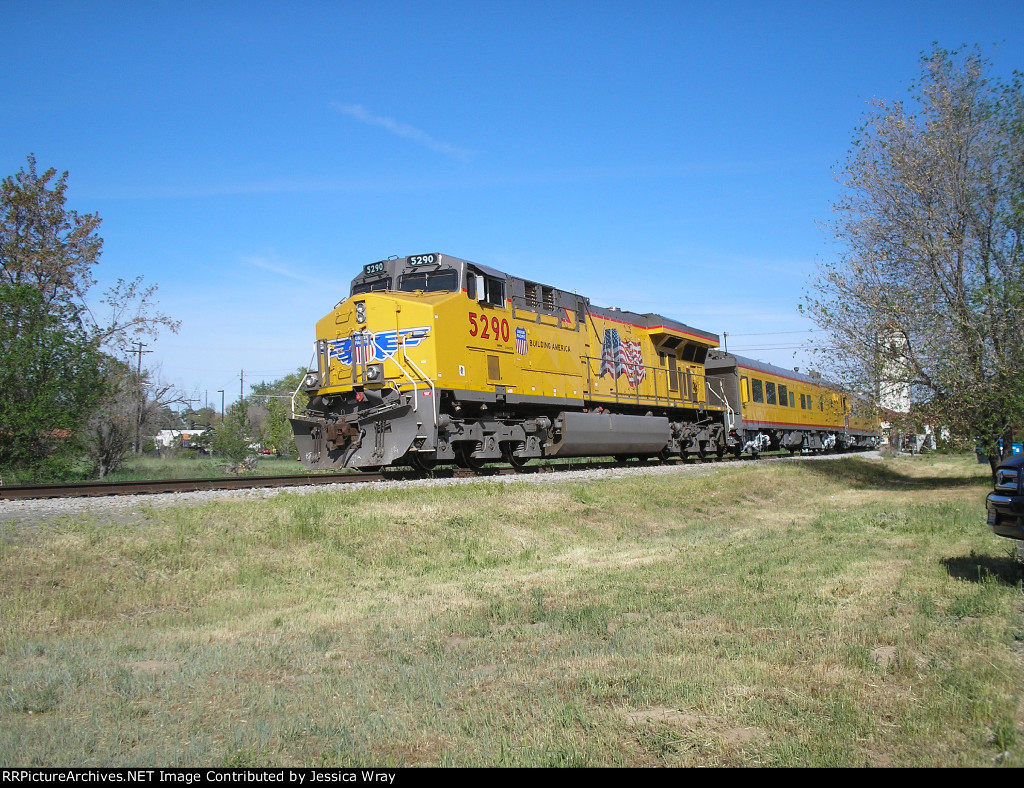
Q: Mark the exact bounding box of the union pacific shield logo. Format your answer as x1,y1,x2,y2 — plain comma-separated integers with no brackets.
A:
515,327,528,355
327,327,430,367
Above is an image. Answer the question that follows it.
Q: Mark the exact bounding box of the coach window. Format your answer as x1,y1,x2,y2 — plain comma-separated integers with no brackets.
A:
751,378,764,404
740,376,750,403
778,384,788,406
789,391,795,408
766,381,777,405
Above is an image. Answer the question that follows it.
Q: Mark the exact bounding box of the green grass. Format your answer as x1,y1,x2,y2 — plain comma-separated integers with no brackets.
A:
102,454,314,482
0,453,1021,767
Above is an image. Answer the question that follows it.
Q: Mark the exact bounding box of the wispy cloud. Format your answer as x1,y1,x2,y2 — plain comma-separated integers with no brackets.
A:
332,103,478,162
242,256,320,287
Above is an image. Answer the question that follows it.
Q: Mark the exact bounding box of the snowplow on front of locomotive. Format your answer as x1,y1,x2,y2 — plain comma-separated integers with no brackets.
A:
290,253,732,470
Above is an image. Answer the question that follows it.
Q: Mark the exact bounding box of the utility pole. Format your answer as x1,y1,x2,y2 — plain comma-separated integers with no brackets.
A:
240,370,245,402
217,390,225,418
133,341,152,454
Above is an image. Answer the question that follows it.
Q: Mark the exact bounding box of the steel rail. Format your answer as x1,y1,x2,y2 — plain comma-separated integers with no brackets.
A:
0,472,386,501
0,450,834,502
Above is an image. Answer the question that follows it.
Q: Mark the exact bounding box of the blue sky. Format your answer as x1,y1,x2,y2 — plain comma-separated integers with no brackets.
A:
3,1,1022,410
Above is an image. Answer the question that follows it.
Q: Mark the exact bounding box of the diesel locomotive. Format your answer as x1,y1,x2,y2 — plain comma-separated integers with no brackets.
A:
289,253,877,471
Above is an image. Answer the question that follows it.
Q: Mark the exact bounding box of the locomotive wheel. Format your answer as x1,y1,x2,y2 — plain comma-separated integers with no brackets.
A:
502,444,531,471
409,452,438,472
457,444,488,471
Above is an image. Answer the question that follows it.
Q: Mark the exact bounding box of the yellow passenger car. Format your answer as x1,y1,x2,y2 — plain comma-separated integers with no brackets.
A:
706,351,879,455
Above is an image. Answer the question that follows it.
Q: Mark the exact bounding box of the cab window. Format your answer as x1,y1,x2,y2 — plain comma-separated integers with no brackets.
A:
351,277,391,295
399,269,458,293
468,272,506,307
483,276,505,306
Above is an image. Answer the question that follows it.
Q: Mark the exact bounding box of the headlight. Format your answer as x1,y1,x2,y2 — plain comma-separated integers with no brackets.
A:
365,363,382,382
304,372,320,389
355,301,366,323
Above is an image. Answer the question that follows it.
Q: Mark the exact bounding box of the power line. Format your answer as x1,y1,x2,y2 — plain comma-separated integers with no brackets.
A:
724,329,819,337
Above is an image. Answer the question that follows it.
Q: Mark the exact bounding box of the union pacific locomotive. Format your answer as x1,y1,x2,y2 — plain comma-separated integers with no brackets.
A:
289,253,877,471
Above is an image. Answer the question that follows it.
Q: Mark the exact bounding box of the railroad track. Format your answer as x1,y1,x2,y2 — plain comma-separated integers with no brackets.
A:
0,451,844,501
0,463,563,501
0,471,383,501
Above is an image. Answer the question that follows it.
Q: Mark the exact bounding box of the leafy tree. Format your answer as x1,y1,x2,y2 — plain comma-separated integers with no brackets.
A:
250,369,307,457
806,46,1024,474
0,155,179,478
0,283,105,478
211,398,258,473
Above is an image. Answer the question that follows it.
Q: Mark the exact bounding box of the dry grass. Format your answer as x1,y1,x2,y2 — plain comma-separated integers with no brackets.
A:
0,453,1021,767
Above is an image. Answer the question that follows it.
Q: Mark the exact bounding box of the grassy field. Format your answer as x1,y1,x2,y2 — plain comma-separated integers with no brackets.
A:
104,454,314,481
0,453,1021,767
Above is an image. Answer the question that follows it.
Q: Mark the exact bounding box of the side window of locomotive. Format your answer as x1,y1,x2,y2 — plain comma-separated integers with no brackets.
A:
483,276,505,307
766,382,777,405
751,378,764,404
778,385,788,406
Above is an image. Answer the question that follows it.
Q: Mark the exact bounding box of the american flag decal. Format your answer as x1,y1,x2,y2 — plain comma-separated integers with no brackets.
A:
599,329,646,388
516,327,528,355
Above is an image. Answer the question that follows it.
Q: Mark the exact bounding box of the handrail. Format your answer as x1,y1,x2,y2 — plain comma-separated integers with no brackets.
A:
401,341,436,424
705,379,736,430
291,348,317,418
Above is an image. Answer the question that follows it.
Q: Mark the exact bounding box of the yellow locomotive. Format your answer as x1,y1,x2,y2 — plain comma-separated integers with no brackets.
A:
290,253,735,470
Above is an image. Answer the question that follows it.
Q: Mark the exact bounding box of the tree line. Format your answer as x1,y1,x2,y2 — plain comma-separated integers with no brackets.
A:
0,155,304,481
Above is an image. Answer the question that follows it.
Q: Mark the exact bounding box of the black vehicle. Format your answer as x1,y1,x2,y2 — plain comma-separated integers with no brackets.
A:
985,452,1024,540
